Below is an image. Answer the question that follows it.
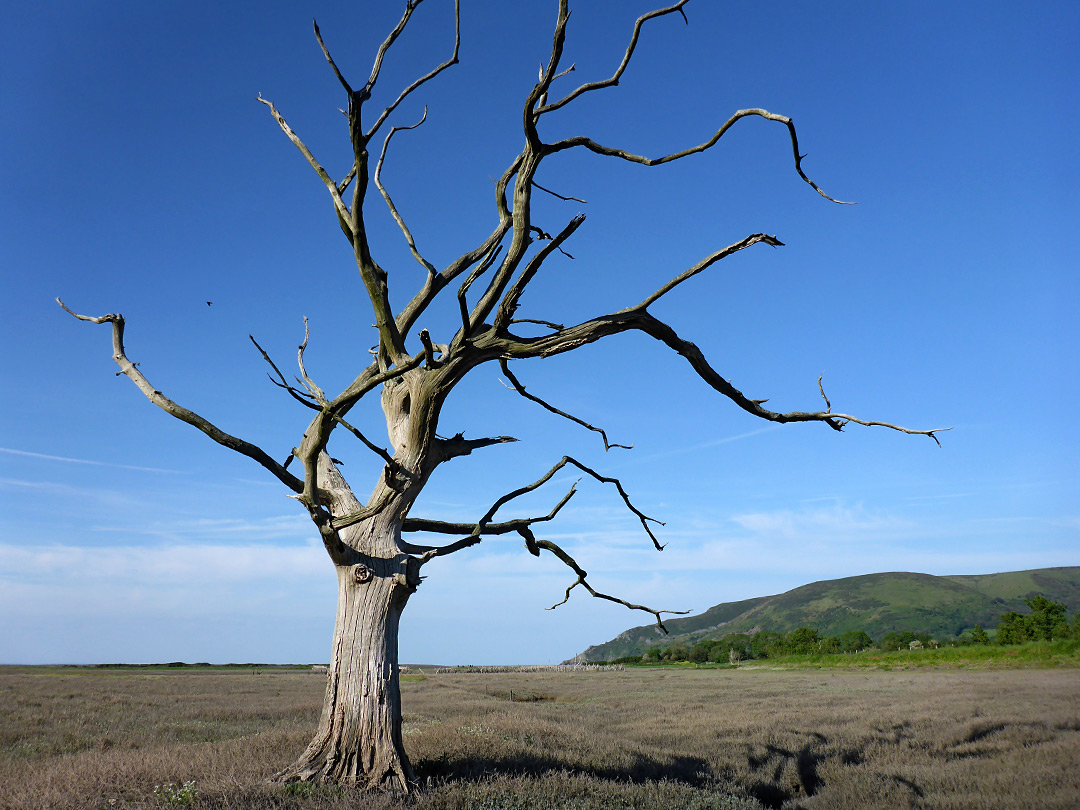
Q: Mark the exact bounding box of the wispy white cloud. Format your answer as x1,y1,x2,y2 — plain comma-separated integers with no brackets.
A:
902,492,973,502
87,514,312,542
604,425,784,472
731,502,913,540
0,447,180,474
0,477,154,516
0,539,327,587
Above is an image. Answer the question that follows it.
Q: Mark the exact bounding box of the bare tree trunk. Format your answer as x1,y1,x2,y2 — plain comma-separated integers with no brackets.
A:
274,455,421,790
275,546,417,789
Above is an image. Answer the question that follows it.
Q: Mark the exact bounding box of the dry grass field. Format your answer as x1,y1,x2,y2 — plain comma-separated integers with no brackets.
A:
1,664,1077,809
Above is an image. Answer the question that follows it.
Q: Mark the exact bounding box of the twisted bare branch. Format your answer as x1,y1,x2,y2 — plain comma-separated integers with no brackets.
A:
404,451,663,560
362,1,421,102
818,374,832,412
375,107,438,276
525,1,571,148
296,318,327,405
337,165,357,197
500,360,632,451
332,415,395,467
394,154,520,341
58,300,303,493
509,318,565,331
638,233,783,309
256,95,354,230
490,309,947,445
632,314,948,443
547,108,853,204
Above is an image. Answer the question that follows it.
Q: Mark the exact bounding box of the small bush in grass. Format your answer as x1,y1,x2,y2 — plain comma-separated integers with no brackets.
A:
282,780,313,797
153,780,198,805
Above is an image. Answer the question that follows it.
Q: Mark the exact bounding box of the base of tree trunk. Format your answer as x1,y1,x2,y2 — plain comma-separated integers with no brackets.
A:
272,745,414,792
273,559,416,791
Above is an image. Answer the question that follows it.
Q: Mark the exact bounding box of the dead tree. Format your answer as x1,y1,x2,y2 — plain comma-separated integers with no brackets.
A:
59,0,944,791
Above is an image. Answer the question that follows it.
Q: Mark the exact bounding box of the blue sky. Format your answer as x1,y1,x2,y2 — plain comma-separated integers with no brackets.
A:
2,1,1077,665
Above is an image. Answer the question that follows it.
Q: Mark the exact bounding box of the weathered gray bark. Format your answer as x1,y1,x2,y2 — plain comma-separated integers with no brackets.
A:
275,456,420,789
278,550,416,787
60,0,946,794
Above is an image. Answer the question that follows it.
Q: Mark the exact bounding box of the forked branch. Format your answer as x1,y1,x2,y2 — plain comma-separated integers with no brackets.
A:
401,483,577,557
538,1,690,116
455,244,504,340
394,154,519,340
494,214,586,331
249,335,321,412
297,318,327,405
535,536,688,632
405,451,664,560
432,456,665,551
365,0,461,140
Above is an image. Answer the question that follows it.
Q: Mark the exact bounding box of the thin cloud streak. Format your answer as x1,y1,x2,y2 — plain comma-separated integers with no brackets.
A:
0,447,180,474
86,514,313,543
604,425,784,472
0,540,327,586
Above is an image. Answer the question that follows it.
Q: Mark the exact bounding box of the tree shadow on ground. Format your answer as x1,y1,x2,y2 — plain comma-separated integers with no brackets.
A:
415,749,714,788
416,729,927,810
417,750,804,809
741,730,923,809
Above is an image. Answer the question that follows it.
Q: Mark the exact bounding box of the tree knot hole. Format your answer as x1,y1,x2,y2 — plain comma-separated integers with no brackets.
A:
352,564,372,584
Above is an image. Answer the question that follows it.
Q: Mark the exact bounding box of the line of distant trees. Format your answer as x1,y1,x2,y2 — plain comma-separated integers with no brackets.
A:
612,596,1079,664
977,595,1078,645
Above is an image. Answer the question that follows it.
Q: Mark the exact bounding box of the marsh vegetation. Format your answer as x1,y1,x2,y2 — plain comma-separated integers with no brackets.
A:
2,663,1077,809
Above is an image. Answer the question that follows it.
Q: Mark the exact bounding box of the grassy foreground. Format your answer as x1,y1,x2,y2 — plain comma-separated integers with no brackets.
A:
1,664,1078,809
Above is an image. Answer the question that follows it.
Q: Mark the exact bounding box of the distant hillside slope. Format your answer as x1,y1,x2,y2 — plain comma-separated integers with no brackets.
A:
576,567,1080,662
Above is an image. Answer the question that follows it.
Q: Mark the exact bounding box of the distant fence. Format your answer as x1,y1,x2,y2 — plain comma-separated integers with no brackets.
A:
432,663,623,674
308,663,623,675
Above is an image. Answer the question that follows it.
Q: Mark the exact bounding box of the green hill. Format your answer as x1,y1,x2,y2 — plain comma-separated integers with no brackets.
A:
576,566,1080,661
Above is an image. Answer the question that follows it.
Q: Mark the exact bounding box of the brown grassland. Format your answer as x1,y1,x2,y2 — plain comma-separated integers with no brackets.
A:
1,664,1078,810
